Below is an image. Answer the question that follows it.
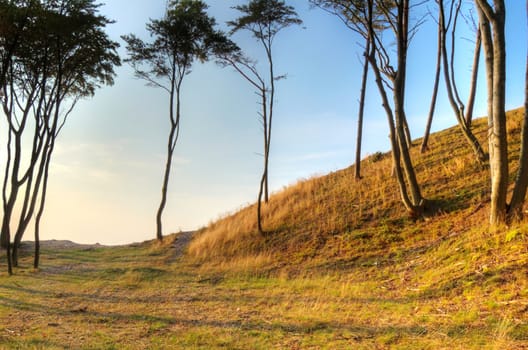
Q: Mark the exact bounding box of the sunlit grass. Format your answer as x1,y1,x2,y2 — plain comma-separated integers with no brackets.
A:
1,109,528,348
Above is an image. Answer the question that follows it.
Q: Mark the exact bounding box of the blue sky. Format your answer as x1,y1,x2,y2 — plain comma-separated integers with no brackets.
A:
37,0,527,244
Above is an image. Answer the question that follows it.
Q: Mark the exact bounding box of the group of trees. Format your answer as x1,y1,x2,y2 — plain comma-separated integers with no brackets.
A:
0,0,300,275
0,0,526,275
123,0,301,238
313,0,527,224
0,0,119,274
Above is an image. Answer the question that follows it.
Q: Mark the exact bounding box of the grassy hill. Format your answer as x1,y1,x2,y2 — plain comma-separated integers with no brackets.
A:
0,109,527,349
188,108,523,272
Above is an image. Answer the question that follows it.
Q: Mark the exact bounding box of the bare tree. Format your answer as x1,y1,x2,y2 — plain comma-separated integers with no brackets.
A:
365,0,425,216
122,0,236,241
439,0,487,163
311,0,425,216
421,5,442,153
465,23,481,126
225,0,301,234
355,40,369,180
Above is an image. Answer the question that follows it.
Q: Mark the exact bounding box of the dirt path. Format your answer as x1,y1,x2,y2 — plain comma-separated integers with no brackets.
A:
172,231,195,259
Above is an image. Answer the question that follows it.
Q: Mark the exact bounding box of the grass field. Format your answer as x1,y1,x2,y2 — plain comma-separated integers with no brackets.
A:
1,110,528,349
0,229,526,349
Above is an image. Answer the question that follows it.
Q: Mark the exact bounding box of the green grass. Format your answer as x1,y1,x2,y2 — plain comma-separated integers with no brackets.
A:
1,233,527,349
1,109,528,348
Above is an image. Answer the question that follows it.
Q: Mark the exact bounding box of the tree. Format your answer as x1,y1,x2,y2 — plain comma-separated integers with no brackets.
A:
366,0,425,216
224,0,301,234
311,0,425,216
438,0,487,163
309,0,370,180
354,40,369,180
122,0,236,241
421,2,442,153
0,0,120,272
0,0,27,88
465,20,481,127
506,0,528,219
475,0,507,225
475,0,528,223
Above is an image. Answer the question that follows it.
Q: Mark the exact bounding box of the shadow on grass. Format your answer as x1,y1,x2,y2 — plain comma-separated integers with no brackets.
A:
0,291,431,342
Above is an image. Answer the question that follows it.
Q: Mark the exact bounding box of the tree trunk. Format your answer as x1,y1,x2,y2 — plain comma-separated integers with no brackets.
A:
1,132,22,249
264,44,275,204
34,139,55,269
421,15,442,153
355,40,370,180
365,0,423,217
402,114,412,149
440,0,487,163
476,0,508,225
507,1,528,220
6,231,12,275
257,167,267,234
156,72,181,241
395,0,423,208
156,125,176,242
465,28,482,127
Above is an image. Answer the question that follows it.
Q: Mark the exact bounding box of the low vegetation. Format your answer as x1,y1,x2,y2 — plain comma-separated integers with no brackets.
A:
1,110,527,349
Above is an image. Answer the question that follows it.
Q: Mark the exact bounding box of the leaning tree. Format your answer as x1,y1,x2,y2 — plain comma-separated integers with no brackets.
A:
122,0,237,241
221,0,301,234
437,0,486,163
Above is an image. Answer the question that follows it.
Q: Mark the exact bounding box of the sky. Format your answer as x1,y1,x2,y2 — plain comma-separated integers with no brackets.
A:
22,0,527,245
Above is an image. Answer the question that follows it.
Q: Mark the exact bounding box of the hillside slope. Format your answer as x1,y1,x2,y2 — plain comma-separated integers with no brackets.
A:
0,110,526,349
188,109,525,270
184,109,528,346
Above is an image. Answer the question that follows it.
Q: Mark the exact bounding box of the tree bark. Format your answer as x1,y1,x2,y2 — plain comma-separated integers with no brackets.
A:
465,28,482,126
34,144,53,269
476,0,508,225
366,0,423,216
355,40,370,180
421,14,442,153
507,1,528,220
156,68,182,241
440,0,487,163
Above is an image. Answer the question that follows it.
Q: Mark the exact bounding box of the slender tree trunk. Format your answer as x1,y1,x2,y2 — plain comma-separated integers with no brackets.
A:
1,133,22,249
508,50,528,219
34,145,53,269
257,89,268,234
264,44,275,204
12,145,45,266
366,0,423,216
421,15,442,153
257,168,267,234
402,114,412,149
465,28,482,127
156,70,181,241
507,2,528,219
355,40,370,180
476,0,508,225
395,0,423,208
440,0,487,163
156,127,176,241
6,230,12,275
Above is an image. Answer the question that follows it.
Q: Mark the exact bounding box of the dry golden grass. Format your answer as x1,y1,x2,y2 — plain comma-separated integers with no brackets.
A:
1,108,527,349
183,108,528,347
188,110,499,268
